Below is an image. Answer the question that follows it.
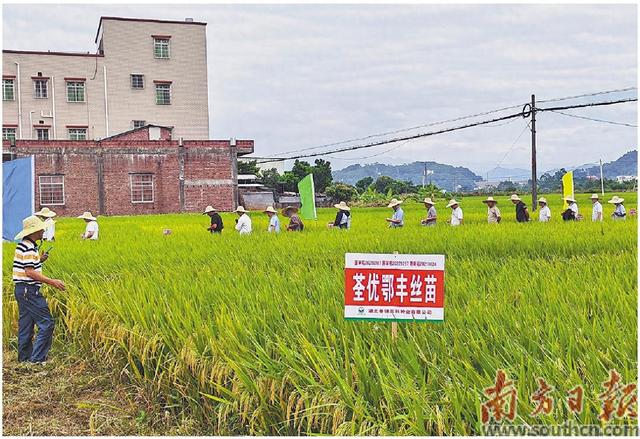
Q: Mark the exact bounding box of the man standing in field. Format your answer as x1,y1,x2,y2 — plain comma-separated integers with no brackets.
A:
482,196,501,224
420,198,437,226
35,207,57,241
234,206,252,234
446,199,463,226
590,194,603,222
608,196,626,220
12,215,66,364
203,206,224,234
78,212,99,240
264,206,280,233
538,197,551,222
511,194,529,222
386,198,404,228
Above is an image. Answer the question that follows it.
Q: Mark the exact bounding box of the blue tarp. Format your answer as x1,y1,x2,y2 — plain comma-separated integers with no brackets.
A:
3,156,34,242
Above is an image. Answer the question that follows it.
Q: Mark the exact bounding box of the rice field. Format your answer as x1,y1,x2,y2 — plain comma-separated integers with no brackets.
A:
3,192,638,435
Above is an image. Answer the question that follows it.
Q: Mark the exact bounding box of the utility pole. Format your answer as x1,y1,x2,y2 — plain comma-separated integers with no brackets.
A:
530,94,538,212
599,159,605,196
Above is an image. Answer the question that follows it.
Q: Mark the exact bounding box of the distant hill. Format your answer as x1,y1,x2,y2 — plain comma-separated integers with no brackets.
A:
582,150,637,178
332,161,483,191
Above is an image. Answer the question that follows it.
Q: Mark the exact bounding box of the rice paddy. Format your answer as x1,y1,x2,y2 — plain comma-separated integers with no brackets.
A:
2,192,637,434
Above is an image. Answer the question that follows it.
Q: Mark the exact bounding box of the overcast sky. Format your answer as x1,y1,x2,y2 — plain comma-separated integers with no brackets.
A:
3,3,637,174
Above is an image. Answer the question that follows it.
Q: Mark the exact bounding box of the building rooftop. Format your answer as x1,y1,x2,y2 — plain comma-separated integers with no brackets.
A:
95,16,207,43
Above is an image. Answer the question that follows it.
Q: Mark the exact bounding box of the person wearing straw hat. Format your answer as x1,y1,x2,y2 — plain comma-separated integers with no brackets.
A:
510,194,529,222
420,198,437,227
283,206,304,231
203,205,224,234
482,196,501,224
12,215,66,364
446,199,463,226
263,206,281,233
562,196,579,221
538,197,551,222
34,207,57,241
590,194,603,222
78,212,99,240
328,201,351,229
608,195,626,221
234,206,252,235
386,198,404,228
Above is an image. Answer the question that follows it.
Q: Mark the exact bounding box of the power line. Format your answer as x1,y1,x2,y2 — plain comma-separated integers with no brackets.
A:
536,87,637,104
536,97,637,112
495,121,531,169
546,109,637,127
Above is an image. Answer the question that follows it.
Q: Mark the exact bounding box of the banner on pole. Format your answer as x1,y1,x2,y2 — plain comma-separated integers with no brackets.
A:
3,156,35,241
562,171,574,209
298,173,317,220
344,253,445,322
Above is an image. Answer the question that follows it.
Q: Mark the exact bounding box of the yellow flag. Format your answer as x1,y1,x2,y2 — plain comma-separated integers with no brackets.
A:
562,171,574,209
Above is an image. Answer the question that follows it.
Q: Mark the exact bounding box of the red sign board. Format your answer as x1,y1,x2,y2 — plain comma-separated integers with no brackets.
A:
344,253,445,321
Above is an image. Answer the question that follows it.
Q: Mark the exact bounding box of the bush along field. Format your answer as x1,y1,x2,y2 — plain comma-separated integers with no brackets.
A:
2,193,637,435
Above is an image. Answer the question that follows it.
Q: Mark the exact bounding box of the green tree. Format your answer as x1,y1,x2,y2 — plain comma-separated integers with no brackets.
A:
355,176,374,192
260,168,281,191
325,183,358,202
373,176,395,194
291,160,313,182
237,159,261,175
312,159,333,193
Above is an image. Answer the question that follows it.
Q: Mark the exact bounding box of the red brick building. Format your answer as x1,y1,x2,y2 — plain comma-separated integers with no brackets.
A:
2,125,254,216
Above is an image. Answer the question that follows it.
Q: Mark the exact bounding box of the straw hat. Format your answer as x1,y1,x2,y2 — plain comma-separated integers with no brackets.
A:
482,196,498,204
590,193,600,200
334,201,351,211
387,198,403,208
282,205,299,215
423,198,435,205
608,196,624,204
34,207,57,218
446,199,460,208
538,197,548,204
510,194,521,202
263,206,277,214
77,211,97,221
14,215,48,240
234,206,248,213
202,205,217,214
563,196,576,203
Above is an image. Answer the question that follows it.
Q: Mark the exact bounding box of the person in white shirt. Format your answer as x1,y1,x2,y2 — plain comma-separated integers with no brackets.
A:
590,194,603,222
35,207,57,241
608,196,627,221
234,206,252,235
446,199,463,226
78,211,99,240
538,198,551,222
263,206,280,233
562,196,579,221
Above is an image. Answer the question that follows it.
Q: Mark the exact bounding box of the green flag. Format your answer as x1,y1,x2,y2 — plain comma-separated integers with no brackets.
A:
298,173,317,220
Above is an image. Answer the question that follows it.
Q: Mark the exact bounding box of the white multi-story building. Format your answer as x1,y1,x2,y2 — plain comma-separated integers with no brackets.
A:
3,16,210,141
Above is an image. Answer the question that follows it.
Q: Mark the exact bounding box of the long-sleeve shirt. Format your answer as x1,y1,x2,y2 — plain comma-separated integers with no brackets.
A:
235,213,252,234
592,202,603,222
539,206,551,222
42,218,55,240
334,210,351,229
209,213,224,233
425,206,437,226
487,206,501,224
450,207,463,226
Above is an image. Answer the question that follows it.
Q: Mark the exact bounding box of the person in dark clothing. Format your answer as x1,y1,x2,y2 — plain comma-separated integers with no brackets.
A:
328,201,351,229
510,194,529,222
203,205,224,233
283,206,304,231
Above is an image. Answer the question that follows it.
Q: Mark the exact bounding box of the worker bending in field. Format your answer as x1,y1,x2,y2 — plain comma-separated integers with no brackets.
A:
446,199,463,226
538,198,551,222
482,196,501,224
35,208,57,241
283,206,304,231
420,198,437,226
562,196,579,221
78,212,99,240
264,206,280,233
511,194,529,222
234,206,252,234
203,206,224,234
590,194,603,222
608,196,626,220
328,201,351,229
386,198,404,228
12,216,65,364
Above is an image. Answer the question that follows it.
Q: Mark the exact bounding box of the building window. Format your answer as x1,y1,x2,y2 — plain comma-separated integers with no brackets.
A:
39,175,65,205
3,128,16,141
68,128,87,140
36,128,49,140
66,81,85,102
132,120,146,129
130,174,154,203
34,79,48,99
154,38,170,59
131,74,144,89
3,79,15,101
155,83,171,105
